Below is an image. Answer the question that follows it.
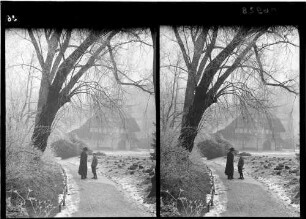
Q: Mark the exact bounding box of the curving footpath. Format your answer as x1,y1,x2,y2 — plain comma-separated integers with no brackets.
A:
205,157,299,217
56,157,150,217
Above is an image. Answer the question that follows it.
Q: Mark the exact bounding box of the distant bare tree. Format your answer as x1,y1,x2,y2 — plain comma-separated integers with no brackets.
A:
161,54,184,132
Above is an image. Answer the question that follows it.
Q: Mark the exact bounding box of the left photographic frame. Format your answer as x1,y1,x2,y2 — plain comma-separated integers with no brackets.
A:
2,2,157,217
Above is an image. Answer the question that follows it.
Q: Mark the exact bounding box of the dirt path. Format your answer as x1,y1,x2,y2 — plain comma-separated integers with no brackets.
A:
206,157,298,217
56,157,150,217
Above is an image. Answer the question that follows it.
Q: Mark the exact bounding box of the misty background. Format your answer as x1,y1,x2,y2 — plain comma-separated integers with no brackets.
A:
6,29,156,149
160,26,299,148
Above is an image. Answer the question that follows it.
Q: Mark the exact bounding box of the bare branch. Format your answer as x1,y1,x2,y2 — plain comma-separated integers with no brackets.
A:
173,27,191,70
160,64,188,73
199,27,257,94
209,30,266,98
52,30,109,94
28,29,45,69
197,27,218,81
7,64,42,73
50,30,72,82
107,43,154,95
44,30,62,76
60,31,118,97
253,44,298,95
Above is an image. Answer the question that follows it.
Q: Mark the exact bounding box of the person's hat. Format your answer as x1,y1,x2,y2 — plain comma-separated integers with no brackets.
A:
83,147,88,151
229,147,235,151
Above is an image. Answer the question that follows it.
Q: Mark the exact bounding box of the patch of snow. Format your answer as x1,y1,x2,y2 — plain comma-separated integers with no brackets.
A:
202,158,227,217
255,176,300,215
54,164,80,217
242,150,299,157
97,150,150,157
110,175,155,217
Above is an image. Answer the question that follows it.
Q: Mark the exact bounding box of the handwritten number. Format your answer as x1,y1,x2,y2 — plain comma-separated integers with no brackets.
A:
242,6,276,15
249,7,254,14
7,15,17,22
257,7,263,14
263,8,269,14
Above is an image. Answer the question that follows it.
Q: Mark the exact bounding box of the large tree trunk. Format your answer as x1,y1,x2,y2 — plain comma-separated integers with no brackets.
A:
29,30,106,153
32,85,69,152
177,28,258,152
179,87,217,152
32,107,56,152
181,68,196,129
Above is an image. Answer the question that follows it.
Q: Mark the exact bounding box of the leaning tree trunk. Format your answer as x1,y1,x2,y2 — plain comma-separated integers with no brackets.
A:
181,68,197,129
29,30,115,153
32,86,69,152
179,89,216,152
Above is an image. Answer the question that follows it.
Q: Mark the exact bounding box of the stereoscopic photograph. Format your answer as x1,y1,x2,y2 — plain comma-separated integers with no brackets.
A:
5,27,156,217
160,26,300,217
2,2,304,218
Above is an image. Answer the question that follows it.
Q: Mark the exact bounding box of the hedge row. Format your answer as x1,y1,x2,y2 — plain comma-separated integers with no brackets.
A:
197,135,232,160
51,135,91,159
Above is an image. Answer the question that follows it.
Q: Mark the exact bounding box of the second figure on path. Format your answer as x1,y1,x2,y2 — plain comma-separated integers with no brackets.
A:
238,155,245,179
91,153,98,179
225,147,235,180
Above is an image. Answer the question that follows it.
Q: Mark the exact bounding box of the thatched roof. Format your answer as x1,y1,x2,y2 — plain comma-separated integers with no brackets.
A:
226,114,285,131
83,115,140,132
217,112,285,139
70,113,140,140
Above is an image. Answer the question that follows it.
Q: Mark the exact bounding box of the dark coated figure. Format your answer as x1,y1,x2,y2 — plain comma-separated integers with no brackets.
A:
78,147,88,179
225,147,235,180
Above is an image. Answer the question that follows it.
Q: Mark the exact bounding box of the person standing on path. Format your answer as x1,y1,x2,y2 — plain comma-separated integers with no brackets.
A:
79,147,88,179
91,153,98,179
225,147,235,180
238,155,245,179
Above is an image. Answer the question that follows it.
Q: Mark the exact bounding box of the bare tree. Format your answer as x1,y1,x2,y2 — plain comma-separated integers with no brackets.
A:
169,26,298,152
25,29,153,152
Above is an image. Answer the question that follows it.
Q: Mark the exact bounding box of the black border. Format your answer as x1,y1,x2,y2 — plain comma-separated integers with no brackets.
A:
155,25,161,217
2,2,306,27
1,1,306,218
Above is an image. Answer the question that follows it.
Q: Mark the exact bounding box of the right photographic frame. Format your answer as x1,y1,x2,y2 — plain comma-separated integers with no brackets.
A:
160,15,302,217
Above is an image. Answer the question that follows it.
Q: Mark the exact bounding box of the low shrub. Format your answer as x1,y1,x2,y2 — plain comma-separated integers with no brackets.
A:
6,119,64,218
161,189,206,217
51,135,91,159
197,135,232,160
95,151,106,156
239,152,252,156
161,129,211,217
51,139,79,159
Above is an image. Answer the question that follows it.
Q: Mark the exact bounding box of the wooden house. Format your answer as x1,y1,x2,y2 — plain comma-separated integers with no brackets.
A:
216,111,286,151
70,112,141,150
